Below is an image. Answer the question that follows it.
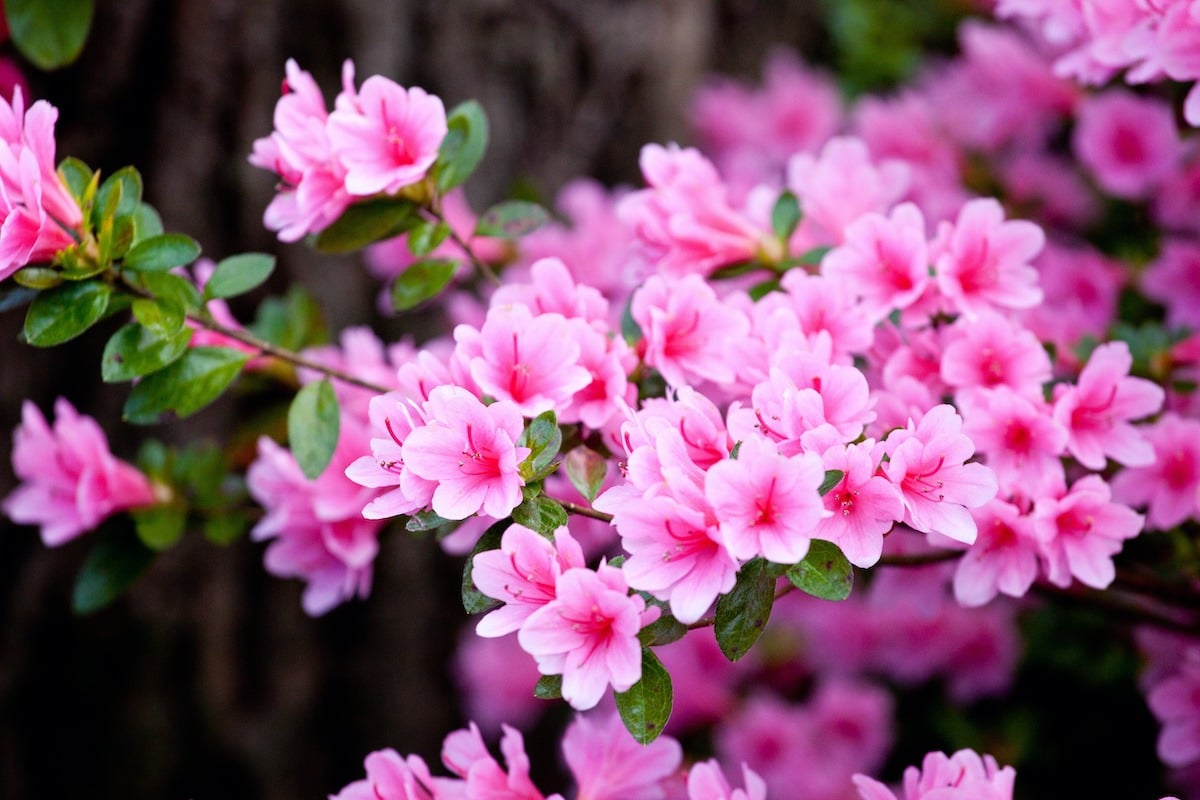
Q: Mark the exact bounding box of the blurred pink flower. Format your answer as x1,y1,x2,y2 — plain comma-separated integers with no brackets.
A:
562,713,682,800
853,748,1015,800
1110,413,1200,531
1073,89,1183,199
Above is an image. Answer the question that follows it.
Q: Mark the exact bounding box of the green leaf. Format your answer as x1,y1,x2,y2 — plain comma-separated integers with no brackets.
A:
614,648,673,744
819,469,845,496
288,379,340,480
796,245,831,266
130,203,164,246
23,280,111,346
637,602,687,647
204,513,248,546
512,495,568,536
57,157,93,203
123,346,249,424
714,557,776,661
785,539,854,601
122,233,201,272
132,503,187,551
101,322,192,382
462,519,508,614
475,200,549,239
71,525,154,615
563,445,607,503
12,267,62,290
534,675,562,700
6,0,93,70
748,277,781,301
203,253,276,300
390,258,457,311
250,286,324,351
313,198,417,254
126,270,202,314
519,410,561,480
93,166,142,225
407,219,451,258
771,189,802,242
407,510,454,532
435,100,489,192
131,296,186,337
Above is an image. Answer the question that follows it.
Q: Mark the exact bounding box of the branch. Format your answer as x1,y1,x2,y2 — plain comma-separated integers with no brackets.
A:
423,207,502,287
1033,581,1200,636
560,500,613,523
877,549,962,567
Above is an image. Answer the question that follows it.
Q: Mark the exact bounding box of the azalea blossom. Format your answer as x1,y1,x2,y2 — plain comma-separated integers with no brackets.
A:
814,440,904,568
853,748,1016,800
472,523,586,637
561,713,683,800
687,760,767,800
1033,475,1144,590
1110,414,1200,531
953,499,1041,607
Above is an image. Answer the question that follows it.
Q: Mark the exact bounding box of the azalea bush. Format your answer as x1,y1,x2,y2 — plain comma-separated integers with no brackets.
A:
3,1,1200,798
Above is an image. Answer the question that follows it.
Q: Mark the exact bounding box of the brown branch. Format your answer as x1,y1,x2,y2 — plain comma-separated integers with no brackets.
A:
1033,581,1200,636
877,549,963,567
423,207,502,287
560,500,613,523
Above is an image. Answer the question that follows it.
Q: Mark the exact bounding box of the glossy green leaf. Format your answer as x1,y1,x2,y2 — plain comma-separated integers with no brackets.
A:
23,280,111,346
204,513,248,546
534,675,562,700
126,270,202,314
123,346,249,424
563,445,607,503
462,519,507,614
518,410,561,481
785,539,854,601
475,200,549,239
57,157,93,203
130,203,164,246
94,166,142,225
7,0,93,70
203,253,276,300
250,286,324,351
435,100,489,192
132,503,187,551
637,601,687,647
131,296,186,337
101,322,193,383
313,198,417,254
714,557,776,661
771,189,802,241
407,219,451,257
288,379,340,480
819,469,845,496
122,233,201,272
390,258,457,311
71,525,154,615
12,267,62,290
615,648,673,744
406,511,454,533
512,495,568,536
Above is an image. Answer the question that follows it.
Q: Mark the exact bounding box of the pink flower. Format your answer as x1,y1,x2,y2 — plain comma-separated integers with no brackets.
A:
517,563,652,710
440,723,551,799
330,748,448,800
814,441,904,569
327,76,446,196
883,404,998,544
472,523,586,636
1033,474,1143,589
1111,414,1200,531
631,274,751,388
959,386,1067,499
452,633,544,735
932,198,1044,318
562,713,683,800
852,749,1016,800
456,304,592,417
1018,243,1121,357
940,312,1052,402
1148,646,1200,768
247,419,385,616
401,386,529,520
1052,341,1164,470
1143,239,1200,331
1073,89,1183,200
344,392,436,520
822,202,930,323
0,89,85,277
705,435,829,564
687,760,767,800
3,398,156,546
953,499,1041,607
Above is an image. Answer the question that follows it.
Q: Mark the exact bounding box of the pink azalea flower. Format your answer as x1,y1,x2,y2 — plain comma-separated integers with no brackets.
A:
883,404,998,544
756,50,843,162
1033,474,1143,589
705,435,829,564
3,398,156,547
959,386,1067,499
1018,243,1121,358
1052,341,1164,470
852,749,1016,800
0,89,85,277
452,632,544,736
687,760,767,800
655,627,739,732
517,563,653,710
1110,413,1200,531
618,143,772,278
472,523,586,636
490,257,610,326
562,713,683,800
327,75,446,196
631,274,751,388
1143,239,1200,332
777,270,875,359
1072,89,1183,200
932,198,1044,318
1148,646,1200,768
822,202,930,323
555,323,636,431
330,748,450,800
440,723,552,799
247,418,385,616
344,392,437,520
814,440,904,569
401,386,529,520
953,499,1041,607
786,136,909,245
940,312,1052,402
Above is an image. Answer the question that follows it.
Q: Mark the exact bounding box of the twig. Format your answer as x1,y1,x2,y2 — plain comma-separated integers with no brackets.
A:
877,549,963,567
560,500,613,523
423,207,502,287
